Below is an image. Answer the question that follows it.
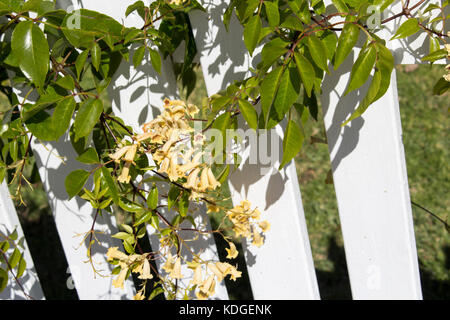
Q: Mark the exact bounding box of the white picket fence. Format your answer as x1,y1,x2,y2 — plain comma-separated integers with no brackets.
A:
1,0,442,300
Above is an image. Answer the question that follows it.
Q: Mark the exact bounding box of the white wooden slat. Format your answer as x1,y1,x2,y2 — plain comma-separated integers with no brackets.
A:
72,0,228,300
321,46,422,299
0,181,44,300
190,1,320,299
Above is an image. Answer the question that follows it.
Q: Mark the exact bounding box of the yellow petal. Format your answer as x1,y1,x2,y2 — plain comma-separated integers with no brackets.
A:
225,242,238,259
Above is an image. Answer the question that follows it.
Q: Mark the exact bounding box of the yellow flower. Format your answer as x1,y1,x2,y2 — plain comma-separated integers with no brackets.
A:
117,162,131,183
225,242,238,259
207,263,225,282
109,145,131,163
196,275,215,300
138,259,153,280
258,220,271,233
112,266,129,289
184,167,200,189
206,168,221,190
190,265,203,286
106,247,129,262
162,253,175,273
169,257,183,279
133,291,145,300
252,228,264,248
206,203,220,214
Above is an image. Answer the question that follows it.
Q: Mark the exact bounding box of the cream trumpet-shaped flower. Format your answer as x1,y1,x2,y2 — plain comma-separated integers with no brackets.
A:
169,257,183,279
162,253,175,273
196,275,216,300
184,167,200,189
138,259,153,280
133,291,146,300
112,265,129,289
258,220,271,233
107,247,129,262
225,242,238,259
178,151,202,174
118,162,132,183
190,265,203,286
252,227,264,248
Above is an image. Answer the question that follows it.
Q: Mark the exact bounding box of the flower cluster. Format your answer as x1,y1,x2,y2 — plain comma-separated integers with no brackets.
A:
103,99,269,300
226,200,270,248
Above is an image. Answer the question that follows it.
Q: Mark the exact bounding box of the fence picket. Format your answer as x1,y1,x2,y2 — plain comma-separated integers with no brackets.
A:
190,1,321,299
0,181,44,300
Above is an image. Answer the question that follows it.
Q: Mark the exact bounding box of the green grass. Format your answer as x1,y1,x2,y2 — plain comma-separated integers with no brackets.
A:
9,64,449,300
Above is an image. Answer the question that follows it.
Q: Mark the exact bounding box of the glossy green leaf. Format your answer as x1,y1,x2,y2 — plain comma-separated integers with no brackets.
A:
133,46,146,69
279,119,304,169
269,65,301,128
147,185,158,210
75,49,89,80
391,18,420,40
238,99,258,130
243,14,262,56
307,35,329,73
76,147,99,164
11,21,49,88
101,166,119,204
65,169,90,199
346,45,377,94
55,76,75,91
91,42,101,71
334,22,359,69
0,268,7,292
264,1,280,27
343,69,382,126
294,52,315,97
149,48,162,74
261,66,284,126
9,248,21,269
73,98,103,141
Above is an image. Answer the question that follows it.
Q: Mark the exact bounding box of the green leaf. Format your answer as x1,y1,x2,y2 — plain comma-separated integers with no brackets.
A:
52,97,77,139
178,192,189,217
73,98,103,141
168,186,181,211
373,43,394,102
55,76,75,91
280,15,304,31
8,248,21,269
75,49,89,80
149,48,162,74
91,42,101,72
147,185,158,210
307,35,329,73
343,69,382,126
16,256,26,278
119,197,144,213
294,52,315,97
238,99,258,130
269,65,301,128
126,1,144,17
264,1,280,27
332,0,349,12
279,120,304,170
76,147,99,164
243,14,262,56
11,21,49,88
261,38,288,69
346,45,377,94
101,166,119,204
433,78,450,95
390,18,420,40
134,211,153,227
133,46,146,69
334,22,359,69
421,49,447,62
65,169,90,199
261,66,284,126
0,268,7,292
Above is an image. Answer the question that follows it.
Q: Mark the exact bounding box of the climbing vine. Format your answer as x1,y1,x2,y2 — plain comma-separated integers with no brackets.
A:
0,0,448,299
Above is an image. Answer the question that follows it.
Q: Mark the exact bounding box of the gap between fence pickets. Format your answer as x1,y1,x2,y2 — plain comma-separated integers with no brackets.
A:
318,0,430,299
190,0,321,300
0,181,44,300
67,0,229,300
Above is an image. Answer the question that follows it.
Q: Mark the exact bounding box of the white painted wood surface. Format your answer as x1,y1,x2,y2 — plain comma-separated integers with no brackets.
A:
69,0,228,300
0,181,44,300
190,0,320,300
